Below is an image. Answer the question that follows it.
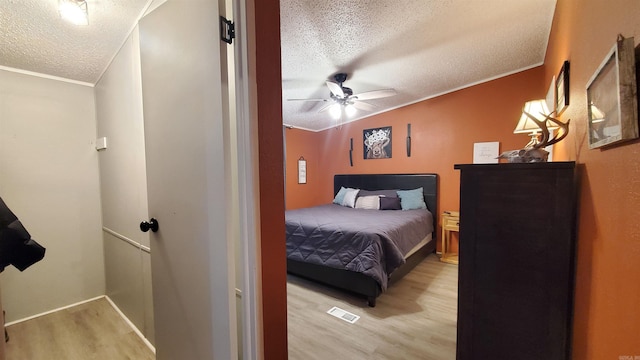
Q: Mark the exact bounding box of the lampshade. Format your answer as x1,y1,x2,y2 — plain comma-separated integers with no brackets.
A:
514,99,556,134
59,0,89,26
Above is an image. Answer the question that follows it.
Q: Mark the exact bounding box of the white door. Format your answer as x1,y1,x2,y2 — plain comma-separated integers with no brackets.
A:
139,1,237,359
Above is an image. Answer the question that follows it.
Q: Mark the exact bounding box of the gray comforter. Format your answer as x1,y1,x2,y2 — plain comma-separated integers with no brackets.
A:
286,204,433,290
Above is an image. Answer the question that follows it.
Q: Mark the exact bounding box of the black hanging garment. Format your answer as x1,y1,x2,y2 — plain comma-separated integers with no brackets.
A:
0,197,46,272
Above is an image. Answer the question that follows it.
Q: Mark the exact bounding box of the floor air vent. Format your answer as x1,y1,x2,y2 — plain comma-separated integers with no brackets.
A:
327,306,360,324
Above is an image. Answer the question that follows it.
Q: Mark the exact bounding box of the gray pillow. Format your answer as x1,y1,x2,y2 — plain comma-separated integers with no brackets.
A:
380,196,402,210
357,189,398,199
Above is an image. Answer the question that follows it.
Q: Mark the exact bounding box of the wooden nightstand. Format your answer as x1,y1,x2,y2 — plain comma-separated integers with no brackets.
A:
440,211,459,264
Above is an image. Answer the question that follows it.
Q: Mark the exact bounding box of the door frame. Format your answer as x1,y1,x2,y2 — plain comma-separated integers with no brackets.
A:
235,0,288,358
230,0,262,358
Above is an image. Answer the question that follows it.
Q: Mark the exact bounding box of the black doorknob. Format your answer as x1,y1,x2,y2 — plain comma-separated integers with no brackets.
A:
140,218,159,233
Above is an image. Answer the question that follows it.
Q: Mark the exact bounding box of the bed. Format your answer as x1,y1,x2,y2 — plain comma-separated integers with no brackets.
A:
286,173,438,306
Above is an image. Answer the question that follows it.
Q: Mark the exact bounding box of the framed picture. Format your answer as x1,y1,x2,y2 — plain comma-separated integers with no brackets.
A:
297,156,307,184
473,142,499,164
546,75,556,114
555,61,570,115
363,126,392,159
586,36,639,149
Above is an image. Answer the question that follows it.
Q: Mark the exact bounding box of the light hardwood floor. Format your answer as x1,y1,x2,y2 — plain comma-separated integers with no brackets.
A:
4,255,454,360
4,297,154,360
287,254,458,360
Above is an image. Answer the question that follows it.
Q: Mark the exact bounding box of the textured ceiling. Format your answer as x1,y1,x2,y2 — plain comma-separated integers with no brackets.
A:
0,0,556,128
0,0,151,84
281,0,557,131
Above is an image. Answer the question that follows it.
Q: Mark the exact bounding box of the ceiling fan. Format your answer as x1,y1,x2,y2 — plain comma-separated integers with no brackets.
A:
287,73,397,118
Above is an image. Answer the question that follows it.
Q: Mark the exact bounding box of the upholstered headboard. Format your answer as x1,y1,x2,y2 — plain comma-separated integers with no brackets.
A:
334,173,438,235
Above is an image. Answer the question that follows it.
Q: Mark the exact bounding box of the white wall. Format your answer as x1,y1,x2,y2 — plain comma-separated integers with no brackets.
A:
95,28,154,344
0,69,104,322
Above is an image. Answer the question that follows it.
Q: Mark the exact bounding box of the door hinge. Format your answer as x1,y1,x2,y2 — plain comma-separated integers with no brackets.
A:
220,16,235,44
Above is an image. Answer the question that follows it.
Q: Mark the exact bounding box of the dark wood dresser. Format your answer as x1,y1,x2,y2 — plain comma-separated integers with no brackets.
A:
454,162,577,360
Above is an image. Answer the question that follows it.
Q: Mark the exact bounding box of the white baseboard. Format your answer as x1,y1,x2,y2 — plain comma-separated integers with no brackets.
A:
5,295,156,355
4,295,105,326
105,296,156,354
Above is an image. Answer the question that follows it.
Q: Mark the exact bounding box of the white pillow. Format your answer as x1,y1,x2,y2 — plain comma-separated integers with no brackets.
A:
341,188,360,208
355,195,380,210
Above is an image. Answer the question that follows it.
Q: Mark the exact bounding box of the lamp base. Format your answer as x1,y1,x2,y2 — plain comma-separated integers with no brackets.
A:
524,132,540,149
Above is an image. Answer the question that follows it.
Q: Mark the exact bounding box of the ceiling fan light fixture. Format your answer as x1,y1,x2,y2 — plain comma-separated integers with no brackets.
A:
287,73,397,122
329,104,342,119
59,0,89,26
344,104,357,117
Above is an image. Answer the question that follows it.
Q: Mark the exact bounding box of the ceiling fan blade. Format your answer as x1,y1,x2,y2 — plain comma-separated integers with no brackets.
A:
352,89,396,100
317,102,337,113
326,81,345,98
287,98,329,102
351,101,377,112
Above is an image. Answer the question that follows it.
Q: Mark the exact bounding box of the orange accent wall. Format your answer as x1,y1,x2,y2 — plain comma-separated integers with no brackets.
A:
544,0,640,358
285,128,325,209
286,67,545,253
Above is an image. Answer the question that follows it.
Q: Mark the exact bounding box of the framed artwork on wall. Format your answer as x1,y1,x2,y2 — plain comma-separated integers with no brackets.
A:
297,156,307,184
586,36,638,149
363,126,392,159
556,60,570,115
546,75,556,114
